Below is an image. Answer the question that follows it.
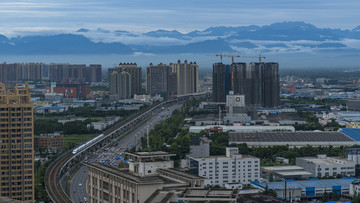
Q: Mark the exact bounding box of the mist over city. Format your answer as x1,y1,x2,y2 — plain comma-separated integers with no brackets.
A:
1,1,360,203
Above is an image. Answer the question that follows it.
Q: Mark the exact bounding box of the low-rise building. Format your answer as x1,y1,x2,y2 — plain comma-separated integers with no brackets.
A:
189,125,295,134
34,132,64,153
265,113,306,125
35,106,67,114
228,131,359,147
296,155,356,177
89,116,120,131
85,151,204,203
189,147,260,186
350,180,360,196
261,166,312,181
275,157,289,164
189,136,210,158
252,178,357,201
346,122,360,128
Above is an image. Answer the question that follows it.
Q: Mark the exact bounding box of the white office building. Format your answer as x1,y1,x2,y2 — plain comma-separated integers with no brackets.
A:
189,147,260,187
296,155,356,177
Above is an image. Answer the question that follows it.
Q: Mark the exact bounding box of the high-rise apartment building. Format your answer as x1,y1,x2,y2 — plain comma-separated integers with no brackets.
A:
109,70,132,99
146,63,170,96
0,83,34,202
0,63,102,83
117,63,142,96
170,60,199,95
108,63,142,99
212,62,279,108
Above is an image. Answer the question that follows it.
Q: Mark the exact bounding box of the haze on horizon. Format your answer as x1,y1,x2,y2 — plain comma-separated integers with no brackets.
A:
0,0,360,69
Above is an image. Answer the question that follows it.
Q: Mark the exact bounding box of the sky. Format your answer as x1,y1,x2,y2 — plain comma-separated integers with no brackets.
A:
1,0,360,37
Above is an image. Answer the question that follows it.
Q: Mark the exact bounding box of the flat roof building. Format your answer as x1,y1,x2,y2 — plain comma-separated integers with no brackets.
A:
261,166,313,181
189,125,295,134
189,147,260,187
228,131,358,147
252,178,357,201
85,151,204,203
296,155,356,177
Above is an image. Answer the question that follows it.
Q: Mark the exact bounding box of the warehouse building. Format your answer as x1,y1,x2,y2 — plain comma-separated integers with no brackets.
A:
252,178,357,201
228,131,359,147
296,155,356,177
261,166,313,181
189,125,295,134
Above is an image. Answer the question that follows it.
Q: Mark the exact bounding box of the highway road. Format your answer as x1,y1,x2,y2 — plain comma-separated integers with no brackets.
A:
70,166,88,203
70,103,182,203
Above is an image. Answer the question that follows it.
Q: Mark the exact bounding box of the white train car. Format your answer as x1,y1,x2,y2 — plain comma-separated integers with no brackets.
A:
72,134,104,154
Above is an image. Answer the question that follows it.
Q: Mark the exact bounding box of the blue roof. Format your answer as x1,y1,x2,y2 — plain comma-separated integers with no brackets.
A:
252,178,357,190
340,128,360,141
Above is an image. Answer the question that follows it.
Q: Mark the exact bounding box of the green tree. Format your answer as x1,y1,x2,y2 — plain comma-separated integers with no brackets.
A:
331,191,340,201
353,195,360,203
322,191,329,202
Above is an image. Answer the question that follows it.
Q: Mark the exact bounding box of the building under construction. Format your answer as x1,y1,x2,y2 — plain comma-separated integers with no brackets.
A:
212,62,280,108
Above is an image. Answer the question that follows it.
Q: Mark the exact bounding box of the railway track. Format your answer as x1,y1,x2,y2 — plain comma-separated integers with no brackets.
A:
45,93,209,202
45,152,73,203
45,102,164,202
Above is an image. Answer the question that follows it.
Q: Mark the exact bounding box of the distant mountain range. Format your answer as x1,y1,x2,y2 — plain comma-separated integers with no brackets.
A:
1,21,360,55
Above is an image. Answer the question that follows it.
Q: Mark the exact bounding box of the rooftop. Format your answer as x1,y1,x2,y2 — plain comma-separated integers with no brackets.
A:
127,151,176,158
237,194,286,203
340,128,360,141
191,114,223,122
190,154,257,161
266,113,305,122
179,188,238,199
229,131,355,143
253,178,357,190
158,168,205,181
262,166,304,172
276,171,313,176
297,156,355,166
85,162,164,185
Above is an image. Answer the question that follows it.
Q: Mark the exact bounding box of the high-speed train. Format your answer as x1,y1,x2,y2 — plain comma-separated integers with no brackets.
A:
72,134,105,154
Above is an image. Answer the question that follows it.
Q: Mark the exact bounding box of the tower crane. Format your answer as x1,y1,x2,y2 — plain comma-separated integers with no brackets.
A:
223,54,241,63
257,54,266,63
207,53,225,63
208,53,242,64
243,54,266,62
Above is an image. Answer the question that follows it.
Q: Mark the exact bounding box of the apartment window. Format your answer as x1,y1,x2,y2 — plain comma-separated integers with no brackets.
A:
103,181,109,190
103,192,109,201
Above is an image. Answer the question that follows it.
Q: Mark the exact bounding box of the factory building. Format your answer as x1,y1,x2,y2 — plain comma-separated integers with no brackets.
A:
189,147,260,186
296,155,356,177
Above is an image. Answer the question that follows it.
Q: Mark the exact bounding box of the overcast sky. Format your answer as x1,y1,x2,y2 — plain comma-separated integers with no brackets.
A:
0,0,359,37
